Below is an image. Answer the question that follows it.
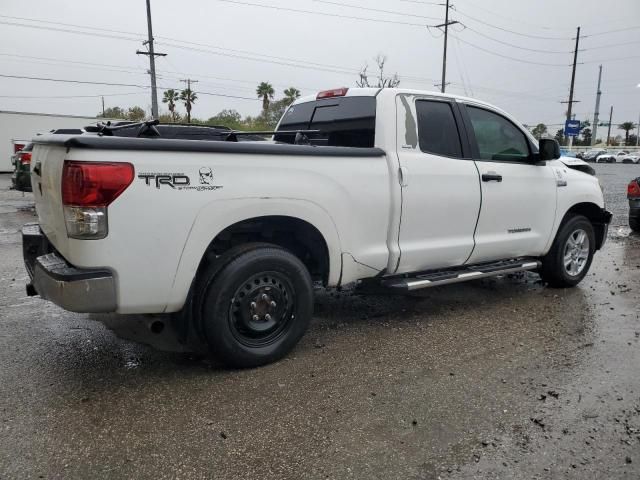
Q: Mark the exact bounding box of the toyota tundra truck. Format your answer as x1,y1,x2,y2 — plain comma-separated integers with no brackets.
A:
22,87,612,367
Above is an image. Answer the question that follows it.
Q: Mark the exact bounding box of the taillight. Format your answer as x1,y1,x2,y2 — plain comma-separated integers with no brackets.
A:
628,179,640,199
317,87,349,99
61,161,134,239
19,152,31,165
13,143,25,153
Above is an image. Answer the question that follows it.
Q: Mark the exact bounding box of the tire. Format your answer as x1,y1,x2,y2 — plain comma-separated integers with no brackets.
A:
631,217,640,233
539,215,595,288
196,243,313,368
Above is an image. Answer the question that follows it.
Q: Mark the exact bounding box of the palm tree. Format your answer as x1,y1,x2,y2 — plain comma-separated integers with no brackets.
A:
180,88,197,123
283,87,301,106
256,82,275,114
618,121,637,146
162,89,180,122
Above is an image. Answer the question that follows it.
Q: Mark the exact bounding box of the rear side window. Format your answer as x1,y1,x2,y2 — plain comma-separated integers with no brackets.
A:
416,100,462,158
467,106,530,162
274,96,376,148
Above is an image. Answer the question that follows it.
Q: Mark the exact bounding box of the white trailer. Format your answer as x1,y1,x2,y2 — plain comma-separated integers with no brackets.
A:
0,110,107,172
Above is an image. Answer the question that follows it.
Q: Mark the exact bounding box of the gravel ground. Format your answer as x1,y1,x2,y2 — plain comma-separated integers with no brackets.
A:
0,164,639,479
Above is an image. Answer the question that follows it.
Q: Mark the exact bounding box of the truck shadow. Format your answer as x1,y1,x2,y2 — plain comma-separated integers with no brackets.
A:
38,270,594,386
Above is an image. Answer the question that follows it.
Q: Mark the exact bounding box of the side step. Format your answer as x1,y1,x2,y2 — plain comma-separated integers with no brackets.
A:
382,258,541,291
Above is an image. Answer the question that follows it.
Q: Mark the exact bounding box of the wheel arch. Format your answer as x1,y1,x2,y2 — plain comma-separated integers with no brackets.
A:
165,198,342,312
557,202,609,251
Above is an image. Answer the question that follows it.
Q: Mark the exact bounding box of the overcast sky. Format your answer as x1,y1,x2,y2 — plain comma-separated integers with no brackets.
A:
0,0,639,135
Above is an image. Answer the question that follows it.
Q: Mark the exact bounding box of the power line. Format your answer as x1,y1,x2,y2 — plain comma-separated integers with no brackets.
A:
0,92,143,99
0,14,143,37
584,25,640,38
312,0,440,20
582,40,640,51
0,20,141,42
209,0,426,26
452,9,572,40
398,0,442,4
155,40,360,76
450,36,570,66
462,25,573,54
0,74,256,100
0,74,150,88
450,0,573,32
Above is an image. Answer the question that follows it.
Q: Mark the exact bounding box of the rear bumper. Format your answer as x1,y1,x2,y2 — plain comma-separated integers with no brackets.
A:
22,224,117,313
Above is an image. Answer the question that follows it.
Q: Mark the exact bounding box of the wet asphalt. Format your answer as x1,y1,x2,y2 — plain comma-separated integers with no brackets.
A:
0,164,639,479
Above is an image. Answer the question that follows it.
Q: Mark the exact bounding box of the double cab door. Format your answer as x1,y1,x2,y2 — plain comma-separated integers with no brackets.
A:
394,94,557,274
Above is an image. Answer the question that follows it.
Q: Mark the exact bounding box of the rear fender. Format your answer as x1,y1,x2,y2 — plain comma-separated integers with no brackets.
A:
165,197,342,312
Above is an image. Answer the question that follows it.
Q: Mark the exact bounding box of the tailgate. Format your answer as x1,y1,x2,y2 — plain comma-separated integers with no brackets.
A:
30,143,69,252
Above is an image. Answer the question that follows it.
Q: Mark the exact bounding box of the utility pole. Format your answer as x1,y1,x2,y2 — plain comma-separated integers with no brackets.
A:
606,105,613,145
180,79,198,123
636,112,639,146
434,0,458,93
561,26,581,147
136,0,166,119
591,65,602,146
101,96,105,117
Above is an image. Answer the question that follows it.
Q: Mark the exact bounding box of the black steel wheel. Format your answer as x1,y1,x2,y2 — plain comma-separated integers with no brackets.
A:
196,243,313,368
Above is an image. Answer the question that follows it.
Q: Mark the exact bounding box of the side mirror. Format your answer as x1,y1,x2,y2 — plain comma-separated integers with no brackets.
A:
539,138,561,161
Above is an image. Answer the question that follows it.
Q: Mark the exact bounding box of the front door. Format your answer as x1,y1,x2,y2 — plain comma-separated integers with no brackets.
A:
461,104,557,264
395,94,481,274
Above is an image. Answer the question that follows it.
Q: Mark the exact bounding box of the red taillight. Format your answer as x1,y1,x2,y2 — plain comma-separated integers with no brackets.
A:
62,161,134,207
628,179,640,199
13,143,25,153
317,87,349,99
19,152,32,165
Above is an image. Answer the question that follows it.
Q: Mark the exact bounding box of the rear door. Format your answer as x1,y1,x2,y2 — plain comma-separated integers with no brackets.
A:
395,94,481,273
461,104,557,263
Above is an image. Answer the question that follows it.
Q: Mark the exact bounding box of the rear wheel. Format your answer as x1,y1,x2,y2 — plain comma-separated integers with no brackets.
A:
196,244,313,368
630,216,640,233
540,215,595,288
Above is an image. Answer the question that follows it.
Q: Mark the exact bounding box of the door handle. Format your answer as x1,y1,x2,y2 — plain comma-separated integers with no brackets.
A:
399,166,408,187
481,172,502,182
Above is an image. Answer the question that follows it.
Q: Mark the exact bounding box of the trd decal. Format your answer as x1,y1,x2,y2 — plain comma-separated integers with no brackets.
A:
138,172,190,189
508,228,532,234
138,170,223,191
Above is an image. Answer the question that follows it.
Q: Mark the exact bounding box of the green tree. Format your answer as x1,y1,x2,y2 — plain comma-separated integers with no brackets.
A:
162,89,180,122
618,121,637,146
283,87,301,106
208,109,242,130
98,106,127,119
180,88,198,123
531,123,548,139
579,127,592,146
256,82,275,114
554,128,565,145
127,106,146,121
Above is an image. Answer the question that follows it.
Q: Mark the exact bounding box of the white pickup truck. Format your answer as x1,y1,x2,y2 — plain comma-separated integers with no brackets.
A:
23,87,611,367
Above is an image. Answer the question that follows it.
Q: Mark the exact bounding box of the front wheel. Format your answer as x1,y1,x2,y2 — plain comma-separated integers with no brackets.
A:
539,215,595,288
197,244,313,368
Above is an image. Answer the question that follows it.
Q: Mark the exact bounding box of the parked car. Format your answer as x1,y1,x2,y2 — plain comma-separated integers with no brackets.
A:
596,150,629,163
10,142,33,192
629,178,640,232
22,87,612,367
560,149,577,158
583,149,607,162
621,152,640,164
